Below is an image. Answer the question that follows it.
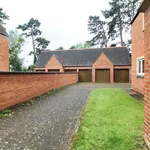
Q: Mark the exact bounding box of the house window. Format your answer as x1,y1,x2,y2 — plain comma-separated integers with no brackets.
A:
137,56,144,77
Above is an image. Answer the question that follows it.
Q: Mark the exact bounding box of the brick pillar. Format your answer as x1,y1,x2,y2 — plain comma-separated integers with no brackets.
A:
144,6,150,149
129,68,131,83
92,68,95,82
60,67,64,72
110,68,114,83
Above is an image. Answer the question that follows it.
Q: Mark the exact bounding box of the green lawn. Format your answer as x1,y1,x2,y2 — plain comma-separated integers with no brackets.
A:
72,89,146,150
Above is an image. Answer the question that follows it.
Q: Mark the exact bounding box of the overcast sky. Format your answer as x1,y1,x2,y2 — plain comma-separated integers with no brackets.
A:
2,0,109,66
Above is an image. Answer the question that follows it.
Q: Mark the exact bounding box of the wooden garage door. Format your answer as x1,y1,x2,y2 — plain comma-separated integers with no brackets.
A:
96,69,110,83
65,69,77,72
79,69,92,82
114,69,129,83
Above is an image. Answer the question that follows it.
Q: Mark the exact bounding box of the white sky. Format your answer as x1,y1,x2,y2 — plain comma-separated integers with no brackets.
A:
2,0,109,66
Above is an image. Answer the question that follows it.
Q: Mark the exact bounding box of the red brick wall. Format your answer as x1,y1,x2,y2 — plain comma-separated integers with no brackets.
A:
0,72,78,110
144,7,150,148
45,55,64,72
132,13,145,95
0,34,9,71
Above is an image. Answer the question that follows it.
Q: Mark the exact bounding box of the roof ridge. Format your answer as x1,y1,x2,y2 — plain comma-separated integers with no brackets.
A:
42,46,127,53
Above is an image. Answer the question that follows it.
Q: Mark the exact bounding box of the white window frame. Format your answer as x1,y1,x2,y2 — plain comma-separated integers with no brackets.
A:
137,56,144,76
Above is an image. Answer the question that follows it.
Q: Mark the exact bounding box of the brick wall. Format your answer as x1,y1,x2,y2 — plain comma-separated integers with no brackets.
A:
132,13,145,95
144,6,150,148
0,34,9,71
45,55,64,72
0,72,78,110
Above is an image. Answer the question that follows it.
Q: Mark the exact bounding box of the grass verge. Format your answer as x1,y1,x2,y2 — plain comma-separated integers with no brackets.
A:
72,88,147,150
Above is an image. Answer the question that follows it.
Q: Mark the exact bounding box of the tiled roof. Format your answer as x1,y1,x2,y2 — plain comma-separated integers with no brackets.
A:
131,0,150,24
35,47,131,68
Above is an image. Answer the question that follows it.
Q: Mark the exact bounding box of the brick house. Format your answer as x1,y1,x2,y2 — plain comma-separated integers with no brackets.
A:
131,0,150,148
0,24,9,71
35,47,131,83
131,12,145,95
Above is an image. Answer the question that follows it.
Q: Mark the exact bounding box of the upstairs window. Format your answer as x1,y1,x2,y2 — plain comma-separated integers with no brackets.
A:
137,56,144,77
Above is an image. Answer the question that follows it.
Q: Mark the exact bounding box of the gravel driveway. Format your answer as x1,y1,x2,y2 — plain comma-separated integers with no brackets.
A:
0,83,131,150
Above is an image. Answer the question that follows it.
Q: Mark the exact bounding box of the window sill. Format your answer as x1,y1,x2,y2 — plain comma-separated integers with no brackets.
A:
137,75,144,79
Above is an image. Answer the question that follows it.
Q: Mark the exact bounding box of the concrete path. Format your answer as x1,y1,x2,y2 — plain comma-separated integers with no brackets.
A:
0,83,131,150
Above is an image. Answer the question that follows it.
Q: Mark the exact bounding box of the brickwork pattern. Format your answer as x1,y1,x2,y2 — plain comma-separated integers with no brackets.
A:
144,7,150,147
0,73,78,110
45,55,64,72
131,13,145,95
35,53,131,83
0,34,9,71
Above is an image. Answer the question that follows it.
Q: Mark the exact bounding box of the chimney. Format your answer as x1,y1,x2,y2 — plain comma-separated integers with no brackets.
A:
110,44,117,47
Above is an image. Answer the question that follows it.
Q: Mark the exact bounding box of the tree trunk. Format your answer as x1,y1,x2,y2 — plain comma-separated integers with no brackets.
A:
101,21,108,47
118,3,124,46
31,31,36,64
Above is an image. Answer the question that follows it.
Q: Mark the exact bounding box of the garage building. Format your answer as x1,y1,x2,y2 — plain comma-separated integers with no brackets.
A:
35,47,131,83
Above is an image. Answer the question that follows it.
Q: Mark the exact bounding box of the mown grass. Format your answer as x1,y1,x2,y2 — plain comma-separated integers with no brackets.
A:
72,89,147,150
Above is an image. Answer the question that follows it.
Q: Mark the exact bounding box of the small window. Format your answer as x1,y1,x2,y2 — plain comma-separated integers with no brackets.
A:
137,56,144,76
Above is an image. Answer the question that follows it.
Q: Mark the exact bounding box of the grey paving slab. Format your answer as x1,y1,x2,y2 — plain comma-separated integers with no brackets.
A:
0,83,131,150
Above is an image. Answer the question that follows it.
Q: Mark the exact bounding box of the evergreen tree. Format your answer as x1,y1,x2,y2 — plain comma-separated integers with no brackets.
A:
0,8,9,24
56,46,64,50
102,0,139,46
17,18,50,64
88,16,111,47
34,37,50,56
70,41,92,49
88,0,139,47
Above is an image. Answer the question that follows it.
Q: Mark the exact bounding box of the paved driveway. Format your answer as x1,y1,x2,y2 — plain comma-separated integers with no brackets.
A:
0,83,131,150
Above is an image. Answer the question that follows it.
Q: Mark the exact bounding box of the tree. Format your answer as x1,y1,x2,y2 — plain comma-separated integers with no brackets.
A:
29,37,50,56
124,0,140,23
9,30,24,71
70,45,76,49
0,8,9,24
70,41,92,49
56,46,64,50
102,0,125,46
27,65,35,71
88,16,111,47
102,0,139,46
21,64,35,72
17,18,50,64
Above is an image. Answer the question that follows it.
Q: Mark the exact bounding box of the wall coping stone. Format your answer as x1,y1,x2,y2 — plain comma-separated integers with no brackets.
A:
0,71,78,75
